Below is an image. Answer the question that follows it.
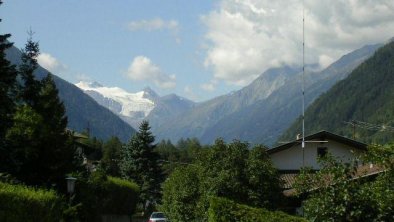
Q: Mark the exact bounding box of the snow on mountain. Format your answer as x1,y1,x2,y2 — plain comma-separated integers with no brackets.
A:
75,81,155,127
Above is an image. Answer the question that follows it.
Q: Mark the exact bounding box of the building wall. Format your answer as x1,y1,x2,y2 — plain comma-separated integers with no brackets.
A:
270,139,364,170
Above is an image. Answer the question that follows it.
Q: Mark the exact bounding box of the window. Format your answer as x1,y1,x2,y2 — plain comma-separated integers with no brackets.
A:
317,147,327,158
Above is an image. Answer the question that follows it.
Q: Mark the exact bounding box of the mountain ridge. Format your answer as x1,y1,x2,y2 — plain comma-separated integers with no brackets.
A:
6,46,136,142
201,43,382,145
75,81,195,129
152,42,382,145
279,40,394,144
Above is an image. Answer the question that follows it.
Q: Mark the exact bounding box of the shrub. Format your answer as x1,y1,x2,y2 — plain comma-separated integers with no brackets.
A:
208,197,306,222
104,176,140,214
75,171,139,221
0,182,64,222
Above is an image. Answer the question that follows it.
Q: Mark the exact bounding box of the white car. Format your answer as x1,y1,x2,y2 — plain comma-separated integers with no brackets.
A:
148,212,168,222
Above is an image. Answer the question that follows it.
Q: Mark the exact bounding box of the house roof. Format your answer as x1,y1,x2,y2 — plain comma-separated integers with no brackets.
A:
268,130,367,155
282,164,385,197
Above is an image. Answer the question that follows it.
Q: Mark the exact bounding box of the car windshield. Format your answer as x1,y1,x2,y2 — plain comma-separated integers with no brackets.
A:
151,212,165,218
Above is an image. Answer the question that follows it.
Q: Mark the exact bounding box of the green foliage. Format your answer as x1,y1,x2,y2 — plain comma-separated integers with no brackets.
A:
294,146,394,221
74,171,139,221
199,139,282,209
0,182,64,222
0,3,18,171
120,121,163,212
101,136,123,176
2,35,78,187
281,41,394,145
18,32,41,108
161,165,203,222
208,197,307,222
104,176,140,214
79,135,103,160
161,139,282,221
5,80,77,186
247,145,283,208
156,138,204,175
201,139,250,203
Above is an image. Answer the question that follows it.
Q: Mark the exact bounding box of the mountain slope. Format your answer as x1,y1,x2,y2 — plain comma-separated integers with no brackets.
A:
146,93,195,130
6,46,136,142
153,43,381,145
152,66,301,142
201,43,382,145
280,40,394,144
76,81,156,128
75,82,195,129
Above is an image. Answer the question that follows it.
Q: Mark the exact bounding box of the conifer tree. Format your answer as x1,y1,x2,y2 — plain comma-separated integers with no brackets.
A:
18,30,41,108
6,34,76,186
35,74,76,185
120,121,163,212
0,0,18,170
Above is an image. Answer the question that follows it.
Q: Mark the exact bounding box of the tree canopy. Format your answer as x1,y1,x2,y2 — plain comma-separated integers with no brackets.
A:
161,139,282,221
120,120,164,212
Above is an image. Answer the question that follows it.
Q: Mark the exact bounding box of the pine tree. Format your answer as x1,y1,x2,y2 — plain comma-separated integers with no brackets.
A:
18,30,41,108
6,34,77,187
120,121,163,212
0,0,18,171
35,74,76,185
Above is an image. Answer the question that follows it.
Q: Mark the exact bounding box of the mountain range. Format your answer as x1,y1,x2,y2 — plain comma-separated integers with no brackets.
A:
5,46,136,142
280,40,394,144
76,41,381,146
151,43,382,145
7,39,388,146
75,81,195,129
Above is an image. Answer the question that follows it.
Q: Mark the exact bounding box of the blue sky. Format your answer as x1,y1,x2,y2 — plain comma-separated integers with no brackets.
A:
2,0,394,101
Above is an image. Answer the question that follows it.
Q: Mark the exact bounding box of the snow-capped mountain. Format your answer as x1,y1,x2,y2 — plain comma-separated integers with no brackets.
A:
76,81,156,128
75,81,195,129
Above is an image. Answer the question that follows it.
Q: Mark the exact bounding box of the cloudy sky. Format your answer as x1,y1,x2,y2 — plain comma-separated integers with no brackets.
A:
2,0,394,101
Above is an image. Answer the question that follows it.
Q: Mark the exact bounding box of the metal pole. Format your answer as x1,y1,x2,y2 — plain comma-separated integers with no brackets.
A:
302,0,305,167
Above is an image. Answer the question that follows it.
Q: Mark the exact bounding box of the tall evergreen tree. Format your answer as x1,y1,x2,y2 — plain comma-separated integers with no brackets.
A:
35,74,76,185
6,35,77,187
18,30,41,108
120,121,163,212
0,0,18,171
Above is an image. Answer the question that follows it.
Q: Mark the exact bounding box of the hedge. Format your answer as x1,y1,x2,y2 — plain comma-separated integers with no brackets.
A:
0,182,64,222
76,172,139,221
208,197,306,222
103,176,140,214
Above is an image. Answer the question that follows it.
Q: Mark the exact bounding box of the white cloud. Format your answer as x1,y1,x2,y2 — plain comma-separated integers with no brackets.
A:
184,85,199,101
128,18,181,43
127,56,176,89
76,73,92,82
201,80,217,92
128,18,179,32
202,0,394,86
37,52,67,73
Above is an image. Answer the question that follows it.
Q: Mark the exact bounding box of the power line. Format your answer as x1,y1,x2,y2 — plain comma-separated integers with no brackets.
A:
344,120,394,138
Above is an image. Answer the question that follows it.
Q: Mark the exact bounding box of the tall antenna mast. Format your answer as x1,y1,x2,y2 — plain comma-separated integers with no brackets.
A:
302,0,305,167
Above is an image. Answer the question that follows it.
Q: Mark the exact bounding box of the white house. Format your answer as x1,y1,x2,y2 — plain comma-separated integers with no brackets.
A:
268,131,367,171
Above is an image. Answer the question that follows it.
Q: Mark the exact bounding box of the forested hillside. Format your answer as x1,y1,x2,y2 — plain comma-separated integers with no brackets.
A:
280,40,394,144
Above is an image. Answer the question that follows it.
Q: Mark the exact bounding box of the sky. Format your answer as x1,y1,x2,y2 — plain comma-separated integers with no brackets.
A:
2,0,394,102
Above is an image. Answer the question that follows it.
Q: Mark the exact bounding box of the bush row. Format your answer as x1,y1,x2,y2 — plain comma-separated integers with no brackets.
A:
75,171,139,221
208,196,306,222
0,182,64,222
